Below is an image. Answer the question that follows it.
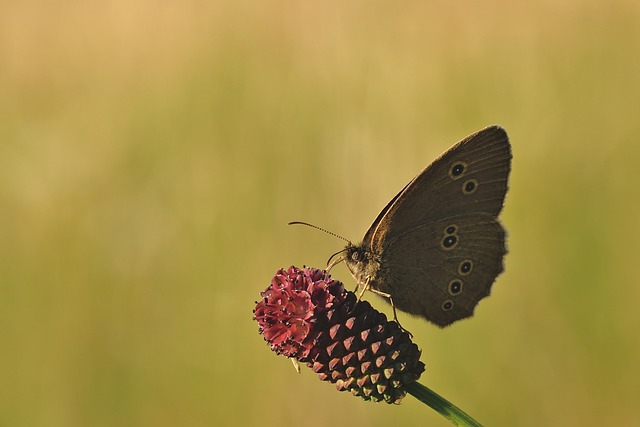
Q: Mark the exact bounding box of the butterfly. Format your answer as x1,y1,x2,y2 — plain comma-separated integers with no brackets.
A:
331,125,511,327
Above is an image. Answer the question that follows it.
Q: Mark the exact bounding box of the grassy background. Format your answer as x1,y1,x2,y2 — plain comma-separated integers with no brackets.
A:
2,1,639,426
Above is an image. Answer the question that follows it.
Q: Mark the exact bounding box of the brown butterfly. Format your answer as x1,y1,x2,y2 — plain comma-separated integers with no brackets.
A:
331,126,511,327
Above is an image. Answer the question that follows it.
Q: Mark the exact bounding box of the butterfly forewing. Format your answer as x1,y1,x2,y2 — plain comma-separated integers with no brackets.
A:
368,125,511,251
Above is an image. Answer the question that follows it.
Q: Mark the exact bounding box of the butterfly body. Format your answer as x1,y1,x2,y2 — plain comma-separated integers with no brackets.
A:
341,126,511,327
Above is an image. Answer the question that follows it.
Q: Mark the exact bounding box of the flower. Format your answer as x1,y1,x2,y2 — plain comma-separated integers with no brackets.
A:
254,266,425,404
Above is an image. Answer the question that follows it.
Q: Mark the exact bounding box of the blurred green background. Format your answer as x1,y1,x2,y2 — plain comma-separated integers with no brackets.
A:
1,1,639,426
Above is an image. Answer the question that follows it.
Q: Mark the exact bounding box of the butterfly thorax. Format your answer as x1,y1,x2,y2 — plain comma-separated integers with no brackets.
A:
343,243,381,287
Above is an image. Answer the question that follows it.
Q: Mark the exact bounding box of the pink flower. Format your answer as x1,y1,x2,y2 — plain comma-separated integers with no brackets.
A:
254,266,425,403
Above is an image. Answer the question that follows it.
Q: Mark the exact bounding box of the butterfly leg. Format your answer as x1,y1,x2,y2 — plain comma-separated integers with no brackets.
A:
349,278,373,315
367,288,413,338
352,278,413,337
355,277,371,302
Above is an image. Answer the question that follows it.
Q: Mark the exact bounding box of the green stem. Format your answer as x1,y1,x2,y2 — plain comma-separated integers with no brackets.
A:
405,381,483,427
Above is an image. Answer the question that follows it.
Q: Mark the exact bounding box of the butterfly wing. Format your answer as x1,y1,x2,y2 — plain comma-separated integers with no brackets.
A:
365,125,511,326
367,125,511,250
374,213,506,326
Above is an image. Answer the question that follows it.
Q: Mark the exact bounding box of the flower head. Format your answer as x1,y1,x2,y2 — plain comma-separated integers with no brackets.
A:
254,266,425,404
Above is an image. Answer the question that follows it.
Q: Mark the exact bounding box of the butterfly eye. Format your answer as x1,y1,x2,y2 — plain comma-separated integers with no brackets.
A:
441,300,454,311
458,260,473,276
449,162,467,180
351,251,360,261
462,179,478,194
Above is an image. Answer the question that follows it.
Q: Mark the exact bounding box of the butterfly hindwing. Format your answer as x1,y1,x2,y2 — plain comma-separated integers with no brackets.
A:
373,213,506,327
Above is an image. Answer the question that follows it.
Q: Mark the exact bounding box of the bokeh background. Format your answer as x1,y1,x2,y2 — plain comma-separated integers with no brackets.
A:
2,1,639,426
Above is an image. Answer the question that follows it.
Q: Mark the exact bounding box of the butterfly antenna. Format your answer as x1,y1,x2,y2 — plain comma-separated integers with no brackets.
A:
287,221,350,243
288,221,352,271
